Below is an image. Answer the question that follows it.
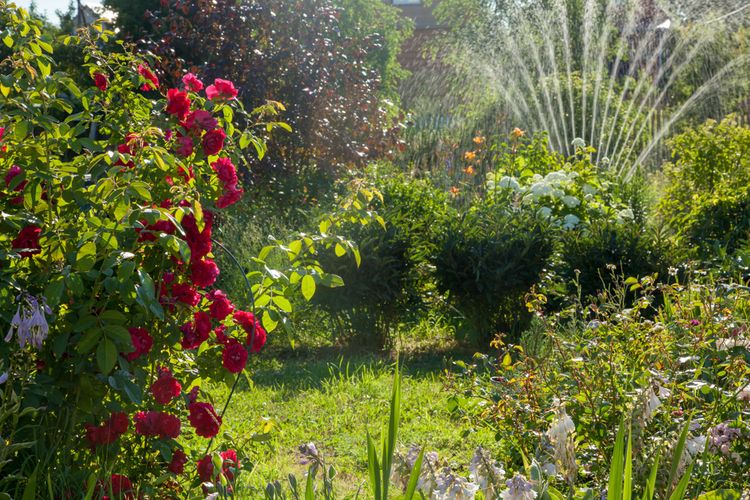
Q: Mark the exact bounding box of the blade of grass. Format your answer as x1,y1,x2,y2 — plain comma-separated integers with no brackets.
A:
624,427,633,500
641,453,660,500
667,418,692,494
382,362,401,500
367,431,381,500
404,448,425,500
669,463,694,500
608,417,626,500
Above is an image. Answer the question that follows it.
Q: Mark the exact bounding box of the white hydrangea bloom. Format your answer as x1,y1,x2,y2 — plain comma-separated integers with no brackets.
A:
562,195,581,208
499,176,522,191
537,207,553,218
562,214,580,229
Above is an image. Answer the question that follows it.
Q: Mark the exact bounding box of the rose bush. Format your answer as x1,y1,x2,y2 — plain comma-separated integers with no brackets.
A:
0,5,370,497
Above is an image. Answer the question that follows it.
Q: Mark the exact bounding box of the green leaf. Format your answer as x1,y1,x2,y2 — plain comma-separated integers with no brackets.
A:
642,453,660,500
623,427,632,500
96,338,117,374
301,274,316,301
21,465,38,500
334,243,346,257
272,295,293,313
667,418,692,494
2,35,13,48
668,463,693,500
77,329,102,354
607,417,626,500
262,310,279,332
697,491,743,500
404,448,424,500
76,241,97,272
367,431,381,500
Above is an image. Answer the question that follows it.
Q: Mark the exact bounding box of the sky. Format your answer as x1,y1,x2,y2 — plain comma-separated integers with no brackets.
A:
13,0,103,22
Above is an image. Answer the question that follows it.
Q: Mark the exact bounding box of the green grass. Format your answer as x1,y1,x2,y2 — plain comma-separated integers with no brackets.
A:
212,344,499,495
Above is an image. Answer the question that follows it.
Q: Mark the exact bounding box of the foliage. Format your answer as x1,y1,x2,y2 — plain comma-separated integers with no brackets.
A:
312,169,449,347
433,201,554,345
0,4,369,496
104,0,411,177
558,222,674,303
659,117,750,258
446,275,750,495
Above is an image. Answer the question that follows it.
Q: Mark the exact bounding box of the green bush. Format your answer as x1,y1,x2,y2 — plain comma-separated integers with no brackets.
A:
312,170,449,347
659,117,750,257
433,203,554,345
559,223,673,302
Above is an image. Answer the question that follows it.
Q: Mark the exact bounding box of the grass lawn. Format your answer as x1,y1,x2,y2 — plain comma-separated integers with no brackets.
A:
213,342,500,495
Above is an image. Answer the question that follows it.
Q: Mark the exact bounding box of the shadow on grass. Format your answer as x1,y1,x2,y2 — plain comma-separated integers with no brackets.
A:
241,342,481,394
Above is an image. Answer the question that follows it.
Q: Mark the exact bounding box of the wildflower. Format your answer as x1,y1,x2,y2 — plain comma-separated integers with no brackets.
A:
433,467,479,500
299,442,320,465
464,166,475,175
547,402,577,483
511,128,525,139
685,435,707,457
501,474,536,500
469,447,505,499
738,382,750,403
473,136,485,145
571,137,586,148
464,151,476,161
5,294,51,350
708,422,741,456
450,186,460,198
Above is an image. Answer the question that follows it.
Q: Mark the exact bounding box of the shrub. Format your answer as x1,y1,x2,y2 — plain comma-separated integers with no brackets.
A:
312,170,449,347
433,202,554,345
659,117,750,257
559,222,674,303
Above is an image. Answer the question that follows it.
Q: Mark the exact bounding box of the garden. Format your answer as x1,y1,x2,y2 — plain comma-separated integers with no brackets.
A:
0,0,749,498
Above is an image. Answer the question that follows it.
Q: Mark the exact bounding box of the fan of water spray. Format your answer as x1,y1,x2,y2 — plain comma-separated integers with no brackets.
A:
413,0,750,178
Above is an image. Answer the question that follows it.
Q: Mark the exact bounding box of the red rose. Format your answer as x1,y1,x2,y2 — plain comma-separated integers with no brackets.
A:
124,327,153,361
197,455,214,481
5,165,26,205
134,411,181,439
211,157,238,186
182,72,204,92
184,110,217,132
166,88,191,120
12,225,41,258
233,310,267,353
180,311,211,350
137,218,175,242
171,283,201,307
175,135,194,158
222,339,248,373
217,183,244,209
138,63,159,91
214,325,229,344
190,258,220,288
93,72,108,91
151,368,182,405
206,78,238,100
107,474,134,500
220,449,241,481
202,128,226,156
208,290,234,320
188,402,222,438
110,412,129,434
168,449,188,475
182,212,213,260
85,412,129,448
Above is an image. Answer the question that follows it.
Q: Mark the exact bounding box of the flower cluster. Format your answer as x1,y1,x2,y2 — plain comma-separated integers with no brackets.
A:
85,412,129,448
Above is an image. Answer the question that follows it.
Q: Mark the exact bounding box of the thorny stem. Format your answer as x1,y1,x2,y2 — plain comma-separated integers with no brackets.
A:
203,238,257,457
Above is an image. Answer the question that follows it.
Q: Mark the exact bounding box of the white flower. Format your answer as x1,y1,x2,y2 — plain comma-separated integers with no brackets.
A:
738,382,750,403
547,402,577,483
562,214,580,229
5,294,52,350
469,447,505,498
617,208,635,221
582,184,598,195
562,195,581,208
499,176,521,191
537,207,552,218
545,171,567,183
643,387,661,421
685,435,706,457
501,474,537,500
571,137,586,148
432,468,479,500
529,182,553,197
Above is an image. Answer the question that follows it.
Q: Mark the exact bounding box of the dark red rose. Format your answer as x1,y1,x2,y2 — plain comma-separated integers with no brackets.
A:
158,413,182,438
182,212,213,260
211,157,238,186
188,402,222,438
222,339,248,373
202,128,226,156
137,218,175,242
180,311,211,350
5,165,26,205
206,78,238,100
213,325,229,344
138,63,159,91
171,283,201,307
208,290,234,320
217,184,244,209
220,449,241,481
134,411,181,439
110,412,129,434
233,310,267,353
184,110,217,132
151,368,182,405
197,455,214,481
168,449,188,475
12,225,41,258
124,327,153,361
166,88,191,120
175,135,194,158
191,258,220,288
93,72,108,91
182,72,204,92
104,474,134,500
85,412,129,448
